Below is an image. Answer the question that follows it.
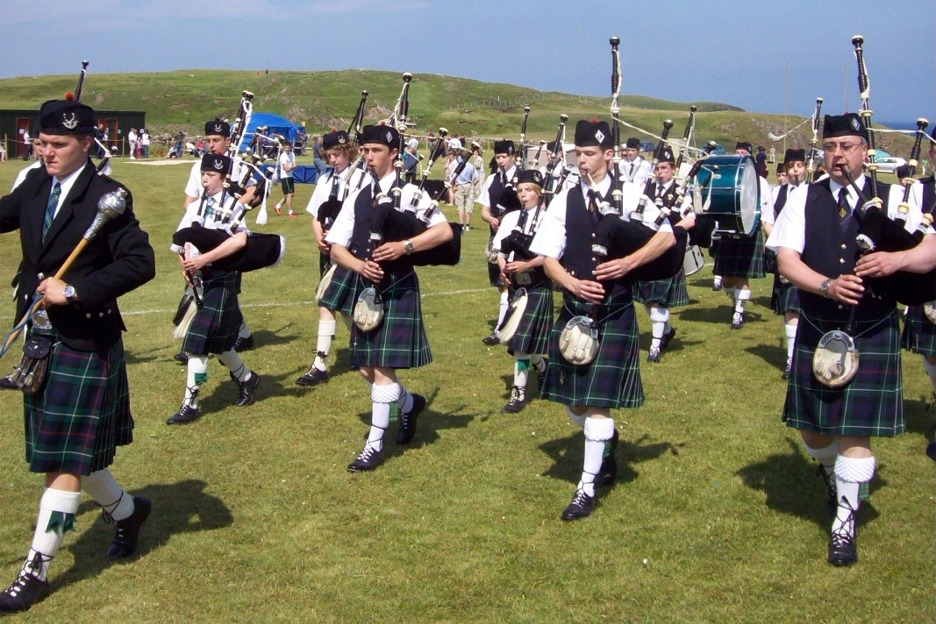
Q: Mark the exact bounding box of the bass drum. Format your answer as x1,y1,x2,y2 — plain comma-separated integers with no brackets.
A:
682,244,705,276
695,155,760,237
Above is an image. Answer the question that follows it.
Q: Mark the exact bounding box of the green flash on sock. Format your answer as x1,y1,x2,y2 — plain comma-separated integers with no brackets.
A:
46,511,76,534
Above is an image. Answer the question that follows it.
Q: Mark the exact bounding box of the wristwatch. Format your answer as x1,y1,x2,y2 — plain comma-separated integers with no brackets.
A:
403,239,415,255
819,278,832,298
63,284,78,303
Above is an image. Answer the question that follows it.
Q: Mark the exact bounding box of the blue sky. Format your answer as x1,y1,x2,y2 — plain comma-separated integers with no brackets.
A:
1,0,933,123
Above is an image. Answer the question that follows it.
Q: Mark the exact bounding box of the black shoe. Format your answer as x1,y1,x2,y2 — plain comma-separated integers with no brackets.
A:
233,334,255,351
396,394,426,445
731,312,744,330
782,358,792,380
0,572,50,613
173,351,189,365
296,366,329,386
106,496,152,559
347,445,383,472
927,440,936,462
536,359,548,389
0,374,18,390
596,429,619,487
502,387,525,413
232,372,260,407
481,333,499,346
561,489,596,521
166,404,200,425
660,326,676,353
647,347,661,363
828,530,858,566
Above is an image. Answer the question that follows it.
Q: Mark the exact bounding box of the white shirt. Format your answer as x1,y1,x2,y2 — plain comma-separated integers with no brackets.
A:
171,189,248,255
620,156,652,185
477,165,518,209
325,171,446,247
492,205,544,256
305,166,367,218
12,160,43,191
766,175,932,254
762,181,806,226
529,176,670,260
278,150,296,179
184,156,254,200
45,161,89,220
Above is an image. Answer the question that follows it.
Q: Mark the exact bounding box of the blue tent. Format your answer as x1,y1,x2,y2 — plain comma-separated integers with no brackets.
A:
241,112,302,150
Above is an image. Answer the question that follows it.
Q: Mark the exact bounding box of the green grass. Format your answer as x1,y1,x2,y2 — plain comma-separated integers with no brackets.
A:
0,157,933,623
0,69,916,160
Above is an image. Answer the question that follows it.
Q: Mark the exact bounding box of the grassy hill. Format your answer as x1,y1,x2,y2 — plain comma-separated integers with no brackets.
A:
0,69,915,156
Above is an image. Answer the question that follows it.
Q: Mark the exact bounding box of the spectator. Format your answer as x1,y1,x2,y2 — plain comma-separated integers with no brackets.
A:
127,128,138,159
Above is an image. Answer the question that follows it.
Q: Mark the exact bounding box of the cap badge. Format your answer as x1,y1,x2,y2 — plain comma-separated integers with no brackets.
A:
61,113,78,130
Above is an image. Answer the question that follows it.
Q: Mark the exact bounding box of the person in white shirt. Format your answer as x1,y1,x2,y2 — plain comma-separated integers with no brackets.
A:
619,137,652,185
326,124,453,472
273,142,297,216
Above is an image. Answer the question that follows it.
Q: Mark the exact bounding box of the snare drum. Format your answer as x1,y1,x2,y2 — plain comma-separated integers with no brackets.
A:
696,155,760,237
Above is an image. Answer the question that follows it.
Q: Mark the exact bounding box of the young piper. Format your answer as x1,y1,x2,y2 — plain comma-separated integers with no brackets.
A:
297,130,365,386
168,153,261,424
529,119,676,520
762,148,808,378
492,169,552,412
0,99,156,612
326,124,453,471
631,147,694,363
477,139,521,345
767,113,936,565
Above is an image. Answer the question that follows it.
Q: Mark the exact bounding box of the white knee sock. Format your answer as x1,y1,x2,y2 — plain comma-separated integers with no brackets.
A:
25,488,81,581
370,383,401,452
581,418,615,496
785,323,798,361
833,455,876,537
804,440,838,473
496,290,509,327
238,319,251,339
219,350,250,382
735,287,751,314
184,355,209,408
82,469,134,522
649,305,668,349
514,353,530,390
313,320,337,371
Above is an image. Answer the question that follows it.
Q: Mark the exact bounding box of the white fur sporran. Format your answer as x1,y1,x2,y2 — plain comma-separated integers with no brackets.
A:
485,238,499,264
924,300,936,324
495,288,528,344
559,315,599,366
315,263,337,305
353,286,384,332
812,329,859,388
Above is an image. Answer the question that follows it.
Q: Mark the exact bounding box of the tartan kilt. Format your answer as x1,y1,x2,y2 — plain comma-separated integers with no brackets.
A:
183,271,242,355
901,305,936,356
350,269,432,369
783,309,904,437
319,265,360,316
632,269,690,308
714,230,766,278
770,277,801,315
541,285,645,409
507,282,554,356
23,339,133,475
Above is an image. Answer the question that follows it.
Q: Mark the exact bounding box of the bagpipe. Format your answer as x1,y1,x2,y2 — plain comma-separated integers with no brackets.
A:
369,74,461,267
838,36,935,306
172,91,285,274
316,90,370,228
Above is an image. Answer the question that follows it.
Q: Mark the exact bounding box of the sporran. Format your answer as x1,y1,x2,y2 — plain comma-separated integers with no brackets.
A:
812,329,860,388
495,288,528,344
353,286,384,332
558,315,599,366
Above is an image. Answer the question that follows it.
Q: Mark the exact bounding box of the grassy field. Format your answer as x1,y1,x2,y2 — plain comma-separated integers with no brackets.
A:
0,69,916,160
0,155,933,623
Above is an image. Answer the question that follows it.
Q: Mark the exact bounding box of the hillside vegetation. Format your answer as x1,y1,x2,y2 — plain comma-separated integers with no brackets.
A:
0,69,914,155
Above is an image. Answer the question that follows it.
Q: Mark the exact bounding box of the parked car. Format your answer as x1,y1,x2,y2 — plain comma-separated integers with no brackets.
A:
872,156,906,174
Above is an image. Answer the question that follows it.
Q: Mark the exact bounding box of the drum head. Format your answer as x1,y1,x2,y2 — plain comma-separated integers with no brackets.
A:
737,155,760,235
682,244,705,276
812,329,860,388
559,315,599,366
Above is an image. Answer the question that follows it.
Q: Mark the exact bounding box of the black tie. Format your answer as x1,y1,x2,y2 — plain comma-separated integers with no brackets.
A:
629,162,635,178
837,188,850,220
587,190,599,213
500,172,506,186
